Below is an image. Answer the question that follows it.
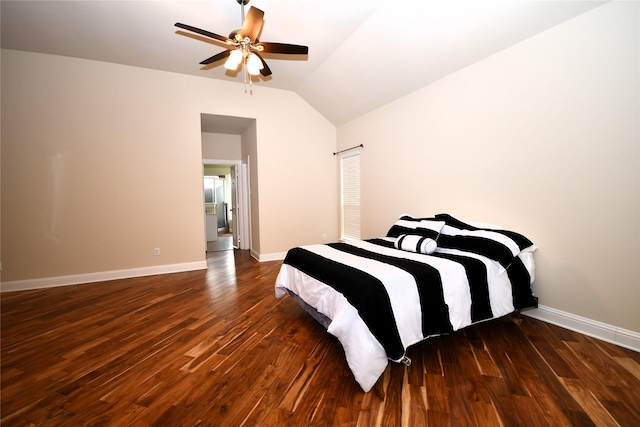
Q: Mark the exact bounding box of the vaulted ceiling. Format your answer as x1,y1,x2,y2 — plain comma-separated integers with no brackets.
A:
1,1,606,126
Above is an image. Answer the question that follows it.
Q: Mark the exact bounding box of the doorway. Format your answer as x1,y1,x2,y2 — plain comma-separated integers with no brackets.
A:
204,173,229,232
200,113,255,254
203,159,249,252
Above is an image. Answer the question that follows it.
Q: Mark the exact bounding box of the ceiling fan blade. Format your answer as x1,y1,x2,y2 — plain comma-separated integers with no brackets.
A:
253,52,272,77
240,6,264,41
175,23,231,44
258,42,308,55
200,50,232,65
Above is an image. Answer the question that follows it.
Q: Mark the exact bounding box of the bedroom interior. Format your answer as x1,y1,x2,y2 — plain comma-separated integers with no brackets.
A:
1,0,639,425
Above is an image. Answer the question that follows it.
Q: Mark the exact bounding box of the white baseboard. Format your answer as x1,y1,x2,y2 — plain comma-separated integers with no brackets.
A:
253,251,287,262
523,305,640,353
5,264,636,354
0,261,208,293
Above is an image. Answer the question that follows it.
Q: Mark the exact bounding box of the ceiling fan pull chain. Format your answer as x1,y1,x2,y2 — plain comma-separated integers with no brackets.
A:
247,68,254,95
243,60,252,95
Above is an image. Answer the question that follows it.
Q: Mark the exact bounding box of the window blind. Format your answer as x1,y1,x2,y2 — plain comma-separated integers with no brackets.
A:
340,152,360,240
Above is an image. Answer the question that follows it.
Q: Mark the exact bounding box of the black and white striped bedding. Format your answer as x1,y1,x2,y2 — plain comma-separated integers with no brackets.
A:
274,214,537,392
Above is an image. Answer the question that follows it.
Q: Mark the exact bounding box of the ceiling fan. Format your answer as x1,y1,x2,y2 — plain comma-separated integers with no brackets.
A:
175,0,308,80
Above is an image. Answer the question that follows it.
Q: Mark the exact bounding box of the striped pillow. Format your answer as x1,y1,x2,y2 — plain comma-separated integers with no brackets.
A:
394,234,437,254
386,215,445,240
434,213,535,270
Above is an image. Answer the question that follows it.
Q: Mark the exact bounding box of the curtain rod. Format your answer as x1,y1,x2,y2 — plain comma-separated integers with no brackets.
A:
333,144,363,156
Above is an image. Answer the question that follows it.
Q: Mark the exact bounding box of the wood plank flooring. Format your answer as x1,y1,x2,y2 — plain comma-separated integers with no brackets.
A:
2,250,639,426
206,234,234,252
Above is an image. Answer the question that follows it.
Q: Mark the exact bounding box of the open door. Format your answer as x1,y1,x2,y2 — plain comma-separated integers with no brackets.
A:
230,165,239,248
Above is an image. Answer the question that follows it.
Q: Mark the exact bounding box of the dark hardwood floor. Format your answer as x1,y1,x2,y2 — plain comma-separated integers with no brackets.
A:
2,250,639,426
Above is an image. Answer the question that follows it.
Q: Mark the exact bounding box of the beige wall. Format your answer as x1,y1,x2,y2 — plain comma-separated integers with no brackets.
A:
338,2,639,333
1,49,337,283
255,103,340,256
201,132,242,160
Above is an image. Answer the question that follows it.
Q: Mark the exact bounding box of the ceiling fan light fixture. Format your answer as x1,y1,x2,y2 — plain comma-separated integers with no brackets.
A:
224,49,243,70
246,52,264,75
175,0,308,88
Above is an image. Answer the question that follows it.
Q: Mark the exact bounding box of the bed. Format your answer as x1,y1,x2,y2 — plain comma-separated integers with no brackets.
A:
274,213,538,392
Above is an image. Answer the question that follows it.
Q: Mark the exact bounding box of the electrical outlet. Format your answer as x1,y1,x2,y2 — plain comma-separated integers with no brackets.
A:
154,248,160,256
322,233,327,241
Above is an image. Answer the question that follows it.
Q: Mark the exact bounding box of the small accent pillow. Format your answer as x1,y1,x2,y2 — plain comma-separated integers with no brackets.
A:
394,234,437,254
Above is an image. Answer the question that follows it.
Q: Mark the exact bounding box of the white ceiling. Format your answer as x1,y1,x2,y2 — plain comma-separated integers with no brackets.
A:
1,0,606,127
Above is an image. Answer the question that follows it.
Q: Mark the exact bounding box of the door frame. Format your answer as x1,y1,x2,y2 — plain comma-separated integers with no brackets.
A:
202,159,251,251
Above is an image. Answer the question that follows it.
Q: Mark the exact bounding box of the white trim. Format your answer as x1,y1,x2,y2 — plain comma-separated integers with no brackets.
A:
0,261,208,293
523,305,640,352
253,251,287,262
202,159,242,166
8,263,637,353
